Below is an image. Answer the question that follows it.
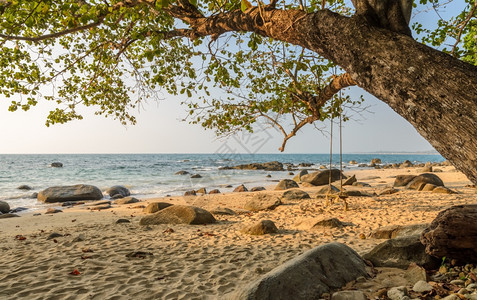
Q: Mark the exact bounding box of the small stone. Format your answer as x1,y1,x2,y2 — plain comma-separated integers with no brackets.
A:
451,280,465,286
331,290,367,300
467,283,477,290
190,174,202,178
359,233,366,239
387,286,409,300
356,276,367,283
413,280,433,293
73,234,85,242
47,232,63,240
184,190,196,196
45,208,63,214
439,266,448,274
209,189,221,194
441,295,460,300
17,185,32,190
458,288,469,295
33,213,41,216
233,184,248,192
116,219,130,224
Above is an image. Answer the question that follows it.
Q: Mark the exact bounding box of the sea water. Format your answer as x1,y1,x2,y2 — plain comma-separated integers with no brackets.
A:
0,153,444,212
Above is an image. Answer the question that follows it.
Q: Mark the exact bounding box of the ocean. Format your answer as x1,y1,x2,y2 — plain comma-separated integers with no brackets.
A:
0,153,445,212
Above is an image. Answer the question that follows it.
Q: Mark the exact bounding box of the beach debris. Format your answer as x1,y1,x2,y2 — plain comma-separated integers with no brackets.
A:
126,251,153,259
175,170,189,175
209,207,236,215
17,185,32,190
0,213,20,219
14,235,26,240
233,184,248,192
241,220,278,235
209,189,221,194
281,189,310,201
45,208,63,214
51,162,63,168
232,243,368,299
0,200,10,214
47,232,63,240
69,269,81,276
274,179,299,190
184,190,197,196
219,161,284,171
243,194,281,212
363,235,439,269
139,205,216,225
106,185,130,198
116,218,130,224
190,174,202,178
421,205,477,263
143,202,173,214
38,184,103,203
300,169,344,186
370,224,429,239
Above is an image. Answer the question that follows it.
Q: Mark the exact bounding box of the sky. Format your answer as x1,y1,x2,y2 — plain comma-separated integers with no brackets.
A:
0,2,462,154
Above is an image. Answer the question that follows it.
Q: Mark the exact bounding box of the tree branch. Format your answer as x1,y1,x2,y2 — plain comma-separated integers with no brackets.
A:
451,1,477,57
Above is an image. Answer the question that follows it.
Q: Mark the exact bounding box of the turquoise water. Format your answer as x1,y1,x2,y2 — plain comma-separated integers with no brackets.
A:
0,153,444,211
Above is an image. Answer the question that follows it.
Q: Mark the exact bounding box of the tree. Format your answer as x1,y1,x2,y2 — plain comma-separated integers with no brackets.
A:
0,0,476,183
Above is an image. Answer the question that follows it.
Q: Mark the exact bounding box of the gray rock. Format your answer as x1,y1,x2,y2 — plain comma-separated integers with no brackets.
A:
143,202,173,214
243,194,281,211
106,185,131,198
301,169,344,186
17,185,32,190
37,184,103,203
9,207,28,213
274,179,299,190
0,200,10,214
240,220,278,235
51,162,63,168
405,263,428,285
387,286,409,300
317,185,340,195
190,174,202,178
139,205,216,225
0,213,19,219
175,170,189,175
407,173,444,190
393,175,417,187
114,197,140,205
363,235,439,269
230,242,368,300
412,280,433,293
370,224,429,239
116,219,131,224
331,291,367,300
281,189,310,201
47,233,63,240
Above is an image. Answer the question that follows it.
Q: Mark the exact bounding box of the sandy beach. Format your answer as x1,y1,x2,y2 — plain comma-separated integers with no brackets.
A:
1,165,475,299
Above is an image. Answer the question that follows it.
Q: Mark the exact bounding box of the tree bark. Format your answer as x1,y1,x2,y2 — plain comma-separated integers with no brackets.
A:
179,8,477,183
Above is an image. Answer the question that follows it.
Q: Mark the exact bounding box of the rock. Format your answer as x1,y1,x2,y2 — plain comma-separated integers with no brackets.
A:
9,207,28,213
349,160,358,165
370,224,429,239
288,172,294,175
209,189,221,194
84,200,111,206
407,173,444,190
45,208,63,214
47,232,63,240
196,188,207,194
250,187,266,192
244,194,281,211
420,183,437,191
282,189,310,201
371,158,382,165
420,205,477,263
143,202,173,214
358,164,367,167
51,162,63,168
175,170,189,175
233,184,248,192
114,196,140,205
299,163,312,167
0,213,19,219
231,243,368,300
343,190,371,197
139,205,216,225
116,219,130,224
421,165,433,173
209,207,236,215
311,218,344,229
220,161,284,171
352,182,371,187
331,291,367,300
88,204,111,210
394,175,417,187
37,184,103,203
0,200,10,214
405,263,428,285
240,220,278,235
31,192,38,199
412,280,433,293
275,179,299,190
379,187,399,195
432,186,456,194
317,185,340,195
72,234,85,242
106,185,130,198
387,286,409,300
266,174,272,178
17,185,32,190
184,190,196,196
343,175,357,186
363,235,439,269
292,170,309,182
300,169,344,186
190,174,202,178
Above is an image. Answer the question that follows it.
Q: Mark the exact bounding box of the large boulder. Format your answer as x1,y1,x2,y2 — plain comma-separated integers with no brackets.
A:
230,243,368,300
243,194,281,211
406,173,444,190
37,184,103,203
300,169,344,186
393,175,416,187
274,179,299,190
370,224,429,239
292,170,309,182
0,200,10,214
106,185,130,198
240,220,278,235
420,205,477,263
220,161,284,171
143,202,173,214
281,189,310,201
139,205,216,225
363,235,439,269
